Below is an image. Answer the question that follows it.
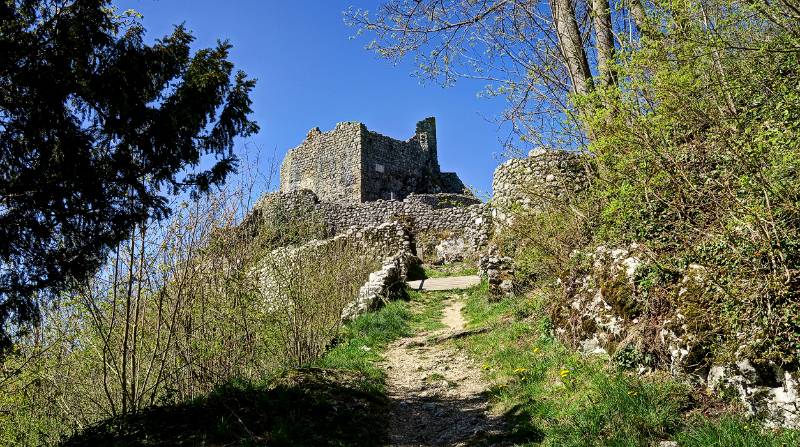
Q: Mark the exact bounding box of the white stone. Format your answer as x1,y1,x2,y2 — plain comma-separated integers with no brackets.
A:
580,337,608,356
528,147,547,157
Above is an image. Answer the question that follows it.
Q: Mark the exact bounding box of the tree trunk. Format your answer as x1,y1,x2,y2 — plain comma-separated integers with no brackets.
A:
550,0,593,95
592,0,617,87
628,0,649,36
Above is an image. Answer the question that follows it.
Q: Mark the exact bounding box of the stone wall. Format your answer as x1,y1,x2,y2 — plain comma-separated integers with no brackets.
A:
254,222,416,322
492,148,589,223
255,190,491,263
279,122,363,204
342,249,415,321
260,221,410,271
360,118,437,202
279,118,466,204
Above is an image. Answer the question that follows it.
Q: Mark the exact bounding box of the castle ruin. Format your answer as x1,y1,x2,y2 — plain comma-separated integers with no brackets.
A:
279,117,467,203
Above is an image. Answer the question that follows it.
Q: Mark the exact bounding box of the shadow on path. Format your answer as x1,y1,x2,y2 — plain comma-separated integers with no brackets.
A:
387,392,544,446
61,369,390,447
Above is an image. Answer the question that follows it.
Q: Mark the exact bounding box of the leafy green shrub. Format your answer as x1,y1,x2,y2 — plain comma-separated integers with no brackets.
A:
579,2,800,365
499,0,800,367
495,197,596,287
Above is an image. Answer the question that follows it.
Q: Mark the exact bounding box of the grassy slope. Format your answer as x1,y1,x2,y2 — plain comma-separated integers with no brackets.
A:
456,283,800,447
62,289,446,447
314,289,447,392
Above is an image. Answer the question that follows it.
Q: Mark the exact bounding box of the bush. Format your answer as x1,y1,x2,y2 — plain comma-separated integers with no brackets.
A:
583,1,800,365
501,0,800,366
0,181,381,443
259,238,381,367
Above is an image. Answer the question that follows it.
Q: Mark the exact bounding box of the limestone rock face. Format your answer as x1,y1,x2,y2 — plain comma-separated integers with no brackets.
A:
434,237,467,264
557,242,800,429
708,361,800,429
560,245,645,355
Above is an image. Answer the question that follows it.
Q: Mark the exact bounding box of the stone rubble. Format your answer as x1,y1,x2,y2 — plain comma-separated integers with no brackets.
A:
708,361,800,429
478,247,515,299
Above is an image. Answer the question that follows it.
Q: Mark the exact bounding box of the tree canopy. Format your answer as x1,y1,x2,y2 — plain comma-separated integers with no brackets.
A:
0,0,259,352
353,0,800,365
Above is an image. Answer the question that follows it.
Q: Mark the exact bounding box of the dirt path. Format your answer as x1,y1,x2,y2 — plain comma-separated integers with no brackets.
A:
383,296,506,446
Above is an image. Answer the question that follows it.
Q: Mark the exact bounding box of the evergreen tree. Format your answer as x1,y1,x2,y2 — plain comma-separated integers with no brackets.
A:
0,0,259,352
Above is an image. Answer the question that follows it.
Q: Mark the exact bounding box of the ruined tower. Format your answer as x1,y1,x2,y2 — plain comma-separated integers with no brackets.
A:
279,117,467,203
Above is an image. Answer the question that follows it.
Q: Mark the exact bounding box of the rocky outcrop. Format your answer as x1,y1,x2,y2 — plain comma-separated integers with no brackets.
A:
558,243,799,429
559,245,646,356
709,361,800,429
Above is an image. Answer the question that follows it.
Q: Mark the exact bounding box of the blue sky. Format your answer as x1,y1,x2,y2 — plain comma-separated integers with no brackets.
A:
116,0,510,196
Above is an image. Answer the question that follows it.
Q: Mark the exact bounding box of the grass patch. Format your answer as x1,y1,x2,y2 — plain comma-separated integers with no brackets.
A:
314,299,413,392
423,261,478,278
456,286,800,446
313,285,449,393
676,417,800,447
407,288,449,331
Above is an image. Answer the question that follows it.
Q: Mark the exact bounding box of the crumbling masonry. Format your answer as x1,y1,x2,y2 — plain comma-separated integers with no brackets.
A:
266,118,489,264
279,117,467,203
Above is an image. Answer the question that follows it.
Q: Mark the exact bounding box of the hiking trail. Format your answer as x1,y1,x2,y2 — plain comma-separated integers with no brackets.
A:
383,295,507,447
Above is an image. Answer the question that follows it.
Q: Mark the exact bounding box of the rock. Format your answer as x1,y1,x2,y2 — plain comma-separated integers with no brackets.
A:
434,237,467,264
479,248,515,299
708,361,800,429
580,337,608,356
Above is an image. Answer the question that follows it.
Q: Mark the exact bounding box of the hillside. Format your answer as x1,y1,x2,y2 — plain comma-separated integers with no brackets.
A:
3,1,800,446
59,266,800,445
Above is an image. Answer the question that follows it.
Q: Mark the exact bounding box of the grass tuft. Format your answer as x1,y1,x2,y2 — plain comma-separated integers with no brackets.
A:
676,417,800,447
